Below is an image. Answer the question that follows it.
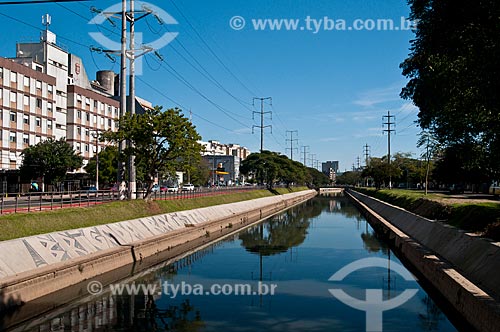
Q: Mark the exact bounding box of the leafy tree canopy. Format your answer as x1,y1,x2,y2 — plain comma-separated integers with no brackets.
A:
20,138,83,187
103,106,202,199
401,0,500,177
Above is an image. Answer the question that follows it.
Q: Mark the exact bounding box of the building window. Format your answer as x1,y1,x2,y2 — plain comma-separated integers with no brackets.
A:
84,144,89,152
47,120,52,130
47,102,53,112
107,106,112,114
85,97,90,105
23,114,29,125
0,88,2,99
93,115,97,124
77,94,82,102
10,72,17,83
100,117,104,125
76,143,81,151
9,152,16,161
94,100,98,108
86,112,90,121
36,80,42,90
23,76,30,87
108,118,112,127
77,110,81,119
9,132,16,143
23,133,29,144
0,67,3,78
77,126,81,135
36,98,42,109
23,95,29,106
10,91,16,103
9,111,16,122
56,123,62,129
35,117,41,127
35,135,41,144
48,84,53,94
85,128,89,137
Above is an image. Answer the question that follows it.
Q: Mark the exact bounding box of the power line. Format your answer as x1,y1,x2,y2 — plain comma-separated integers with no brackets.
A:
0,0,88,4
168,0,257,97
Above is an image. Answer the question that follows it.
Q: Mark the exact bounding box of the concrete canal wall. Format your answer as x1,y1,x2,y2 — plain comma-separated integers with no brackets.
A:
0,190,316,308
347,189,500,332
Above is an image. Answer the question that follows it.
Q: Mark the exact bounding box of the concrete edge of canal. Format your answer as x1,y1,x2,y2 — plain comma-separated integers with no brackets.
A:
346,189,500,332
0,190,317,311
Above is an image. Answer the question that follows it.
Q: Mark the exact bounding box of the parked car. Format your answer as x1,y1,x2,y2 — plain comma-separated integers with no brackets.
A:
182,183,195,191
167,185,179,193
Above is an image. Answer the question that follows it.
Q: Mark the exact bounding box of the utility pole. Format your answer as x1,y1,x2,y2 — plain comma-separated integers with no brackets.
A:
286,130,298,160
252,97,272,152
383,110,396,189
128,0,136,199
356,156,361,170
126,0,155,198
364,143,370,167
119,0,127,185
301,145,309,166
363,143,371,187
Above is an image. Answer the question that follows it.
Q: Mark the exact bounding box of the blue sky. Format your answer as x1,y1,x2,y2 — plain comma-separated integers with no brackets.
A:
0,0,421,171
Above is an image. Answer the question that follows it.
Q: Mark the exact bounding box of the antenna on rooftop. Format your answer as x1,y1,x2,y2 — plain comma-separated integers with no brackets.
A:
42,14,51,31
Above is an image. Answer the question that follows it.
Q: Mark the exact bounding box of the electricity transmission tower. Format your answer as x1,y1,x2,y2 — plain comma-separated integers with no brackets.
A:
383,111,396,188
252,97,272,152
286,130,298,160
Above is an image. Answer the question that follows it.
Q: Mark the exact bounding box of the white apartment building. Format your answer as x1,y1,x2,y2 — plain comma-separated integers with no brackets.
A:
11,28,120,172
199,140,251,159
0,57,57,170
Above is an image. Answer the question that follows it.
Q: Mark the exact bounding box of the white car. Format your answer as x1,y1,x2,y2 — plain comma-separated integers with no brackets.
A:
167,185,179,193
182,183,195,191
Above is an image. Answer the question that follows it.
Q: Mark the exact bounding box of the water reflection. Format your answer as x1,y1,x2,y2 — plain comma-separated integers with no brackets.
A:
3,196,460,332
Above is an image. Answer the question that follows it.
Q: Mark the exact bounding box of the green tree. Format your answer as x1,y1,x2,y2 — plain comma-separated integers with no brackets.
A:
306,167,330,188
84,146,120,186
417,131,440,194
20,138,83,190
240,151,313,188
103,107,202,199
401,0,500,178
361,157,401,189
336,171,362,187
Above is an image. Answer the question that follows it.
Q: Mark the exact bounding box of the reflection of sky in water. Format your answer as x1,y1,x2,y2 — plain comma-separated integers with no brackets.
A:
7,197,458,332
153,197,457,332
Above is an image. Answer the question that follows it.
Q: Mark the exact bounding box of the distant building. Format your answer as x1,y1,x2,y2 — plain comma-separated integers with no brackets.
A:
202,154,241,186
199,140,250,160
322,161,339,182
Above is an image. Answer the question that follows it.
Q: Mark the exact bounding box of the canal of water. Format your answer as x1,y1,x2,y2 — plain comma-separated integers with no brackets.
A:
2,195,465,332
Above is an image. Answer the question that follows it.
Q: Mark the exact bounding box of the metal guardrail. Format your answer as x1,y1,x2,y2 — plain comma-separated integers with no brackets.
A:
0,185,272,215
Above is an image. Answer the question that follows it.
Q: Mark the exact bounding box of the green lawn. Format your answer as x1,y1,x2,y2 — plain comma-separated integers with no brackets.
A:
355,188,500,239
0,187,309,241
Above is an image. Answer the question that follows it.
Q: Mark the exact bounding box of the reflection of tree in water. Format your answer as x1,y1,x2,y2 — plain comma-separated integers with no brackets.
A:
361,230,389,253
129,296,204,332
239,202,319,255
418,295,445,331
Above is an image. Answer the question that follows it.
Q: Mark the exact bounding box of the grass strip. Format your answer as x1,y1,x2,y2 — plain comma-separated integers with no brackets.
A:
355,188,500,239
0,187,309,241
